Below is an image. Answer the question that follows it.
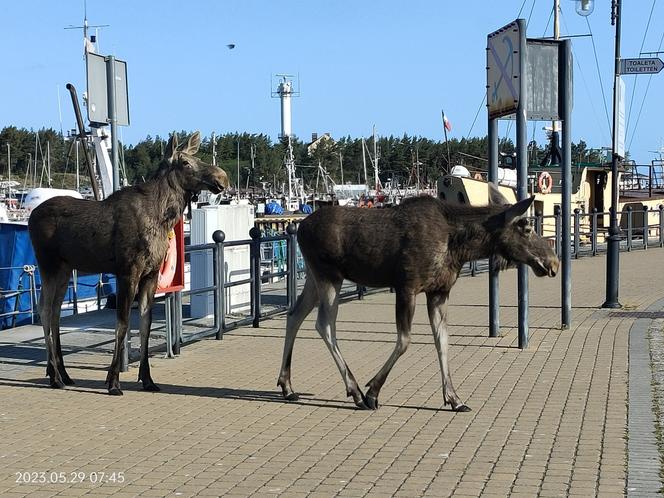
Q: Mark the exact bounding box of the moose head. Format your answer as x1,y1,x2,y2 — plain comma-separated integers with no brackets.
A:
164,131,229,194
484,184,559,277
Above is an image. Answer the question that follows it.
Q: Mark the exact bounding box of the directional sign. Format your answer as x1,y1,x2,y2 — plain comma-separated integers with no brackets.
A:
620,57,663,75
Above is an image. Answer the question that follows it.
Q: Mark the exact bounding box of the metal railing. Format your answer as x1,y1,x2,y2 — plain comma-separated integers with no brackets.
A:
12,205,664,358
0,265,38,328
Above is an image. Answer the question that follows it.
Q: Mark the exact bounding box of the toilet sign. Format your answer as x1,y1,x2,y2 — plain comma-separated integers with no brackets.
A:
620,57,663,75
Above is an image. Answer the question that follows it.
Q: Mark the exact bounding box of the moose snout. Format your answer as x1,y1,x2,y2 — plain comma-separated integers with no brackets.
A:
210,170,230,192
546,256,560,277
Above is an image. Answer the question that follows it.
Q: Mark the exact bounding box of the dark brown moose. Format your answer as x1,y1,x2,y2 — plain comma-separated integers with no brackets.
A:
29,131,229,395
278,184,559,411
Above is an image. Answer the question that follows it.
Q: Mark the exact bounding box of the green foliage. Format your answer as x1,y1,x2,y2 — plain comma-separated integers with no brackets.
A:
0,126,609,190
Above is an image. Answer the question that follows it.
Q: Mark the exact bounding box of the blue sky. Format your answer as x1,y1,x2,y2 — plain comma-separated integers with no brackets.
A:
2,0,663,164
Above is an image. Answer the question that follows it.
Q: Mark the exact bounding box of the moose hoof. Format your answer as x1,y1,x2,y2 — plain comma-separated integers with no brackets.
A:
284,392,299,401
62,376,75,386
108,387,124,396
49,380,65,389
453,403,472,412
350,391,371,410
365,395,379,410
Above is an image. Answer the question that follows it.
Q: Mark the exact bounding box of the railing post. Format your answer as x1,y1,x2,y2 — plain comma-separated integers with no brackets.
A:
535,211,543,237
164,293,174,358
250,226,262,328
72,270,79,315
573,208,581,259
470,260,477,277
173,291,182,355
553,206,561,256
213,230,226,339
643,205,649,250
659,205,664,248
591,208,598,256
286,223,298,311
626,206,632,251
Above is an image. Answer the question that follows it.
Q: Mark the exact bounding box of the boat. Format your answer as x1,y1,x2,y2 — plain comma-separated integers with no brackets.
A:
437,158,664,239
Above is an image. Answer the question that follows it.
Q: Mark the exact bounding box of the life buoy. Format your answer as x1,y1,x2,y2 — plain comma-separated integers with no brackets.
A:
157,229,177,289
538,171,553,194
473,172,483,180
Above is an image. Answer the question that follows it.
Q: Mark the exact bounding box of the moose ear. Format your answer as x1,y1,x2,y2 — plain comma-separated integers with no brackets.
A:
183,131,201,155
503,196,534,223
485,196,535,230
165,133,178,161
488,182,510,206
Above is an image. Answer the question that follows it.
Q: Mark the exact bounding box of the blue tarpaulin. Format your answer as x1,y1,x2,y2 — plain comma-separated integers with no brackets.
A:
0,223,116,329
265,201,284,215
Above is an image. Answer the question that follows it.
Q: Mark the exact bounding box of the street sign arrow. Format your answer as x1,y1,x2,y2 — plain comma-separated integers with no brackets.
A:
620,57,664,75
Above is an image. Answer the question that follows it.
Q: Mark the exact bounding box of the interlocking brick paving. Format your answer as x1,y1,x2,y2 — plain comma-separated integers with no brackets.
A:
0,249,661,497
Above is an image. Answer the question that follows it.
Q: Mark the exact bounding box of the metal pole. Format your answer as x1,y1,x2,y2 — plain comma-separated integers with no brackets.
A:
106,56,120,193
603,0,622,308
213,230,226,339
516,18,529,349
488,117,500,337
286,223,298,311
65,83,100,200
173,291,182,355
574,208,581,258
6,143,10,197
560,38,572,329
250,227,262,328
659,205,664,247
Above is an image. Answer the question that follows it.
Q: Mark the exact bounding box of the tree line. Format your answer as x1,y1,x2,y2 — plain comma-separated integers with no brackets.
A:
0,126,604,191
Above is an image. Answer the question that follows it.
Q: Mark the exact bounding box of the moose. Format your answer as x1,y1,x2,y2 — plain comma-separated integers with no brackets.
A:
277,185,559,411
29,131,229,395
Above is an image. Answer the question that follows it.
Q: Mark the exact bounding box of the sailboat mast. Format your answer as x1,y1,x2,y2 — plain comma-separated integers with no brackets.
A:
372,125,379,191
362,138,368,186
6,143,10,200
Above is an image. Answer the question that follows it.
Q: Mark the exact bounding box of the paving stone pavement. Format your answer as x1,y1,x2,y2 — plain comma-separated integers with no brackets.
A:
0,249,663,497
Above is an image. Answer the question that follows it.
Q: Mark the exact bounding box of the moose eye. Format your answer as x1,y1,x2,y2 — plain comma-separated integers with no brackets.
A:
516,218,534,234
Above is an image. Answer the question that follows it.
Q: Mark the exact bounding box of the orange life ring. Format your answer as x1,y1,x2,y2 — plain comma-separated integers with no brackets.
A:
473,172,483,180
157,229,177,289
538,171,553,194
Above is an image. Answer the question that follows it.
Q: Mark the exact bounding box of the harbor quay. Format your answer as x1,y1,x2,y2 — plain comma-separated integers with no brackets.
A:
0,248,662,497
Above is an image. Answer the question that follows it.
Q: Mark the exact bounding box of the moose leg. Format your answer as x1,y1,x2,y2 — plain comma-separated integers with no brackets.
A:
426,290,470,412
136,272,159,391
40,268,71,388
315,278,367,409
106,276,138,395
278,276,318,401
50,271,75,385
364,289,415,409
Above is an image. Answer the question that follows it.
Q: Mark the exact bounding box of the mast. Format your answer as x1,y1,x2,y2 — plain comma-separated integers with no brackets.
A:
372,125,379,191
6,143,11,201
362,138,368,186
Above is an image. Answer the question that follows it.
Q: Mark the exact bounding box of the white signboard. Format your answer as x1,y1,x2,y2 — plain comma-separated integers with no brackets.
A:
614,76,626,158
487,20,522,118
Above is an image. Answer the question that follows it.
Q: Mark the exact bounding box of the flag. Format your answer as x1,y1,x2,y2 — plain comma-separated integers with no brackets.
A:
442,110,452,132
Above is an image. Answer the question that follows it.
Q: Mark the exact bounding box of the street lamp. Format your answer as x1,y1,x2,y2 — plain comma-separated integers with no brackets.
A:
572,0,622,308
574,0,595,16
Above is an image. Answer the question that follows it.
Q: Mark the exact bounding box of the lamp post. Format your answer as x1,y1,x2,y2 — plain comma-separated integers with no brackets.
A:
603,0,623,308
575,0,622,308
